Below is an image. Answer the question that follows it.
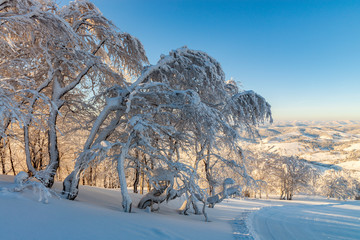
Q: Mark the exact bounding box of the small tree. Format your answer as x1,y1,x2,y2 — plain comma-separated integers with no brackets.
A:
319,169,358,200
264,155,314,200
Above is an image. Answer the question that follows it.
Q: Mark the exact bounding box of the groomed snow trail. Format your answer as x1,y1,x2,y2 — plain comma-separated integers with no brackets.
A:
250,200,360,240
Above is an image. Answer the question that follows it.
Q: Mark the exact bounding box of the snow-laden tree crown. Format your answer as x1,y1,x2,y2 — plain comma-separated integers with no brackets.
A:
62,45,272,215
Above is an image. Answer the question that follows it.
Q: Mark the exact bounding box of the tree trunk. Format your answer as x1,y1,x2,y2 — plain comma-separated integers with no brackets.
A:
63,171,79,200
140,153,146,194
117,135,132,213
103,173,108,188
140,169,145,195
62,103,124,200
147,156,153,192
8,141,16,175
133,167,139,193
280,188,285,200
88,167,93,186
93,166,97,186
204,161,214,196
204,146,215,207
0,117,11,163
24,125,36,176
0,140,6,174
38,132,45,171
30,135,37,170
45,106,60,188
133,150,140,193
147,179,151,193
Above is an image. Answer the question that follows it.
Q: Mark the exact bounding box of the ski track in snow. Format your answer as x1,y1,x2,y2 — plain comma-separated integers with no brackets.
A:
231,210,255,240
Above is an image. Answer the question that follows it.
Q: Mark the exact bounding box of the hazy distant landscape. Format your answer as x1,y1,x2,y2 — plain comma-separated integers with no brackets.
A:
250,121,360,178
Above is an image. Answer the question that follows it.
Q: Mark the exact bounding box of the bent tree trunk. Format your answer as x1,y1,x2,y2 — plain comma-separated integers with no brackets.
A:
63,171,80,200
44,107,60,188
23,70,64,187
63,54,168,199
62,105,124,200
204,146,215,207
63,56,172,199
117,133,134,213
62,151,91,200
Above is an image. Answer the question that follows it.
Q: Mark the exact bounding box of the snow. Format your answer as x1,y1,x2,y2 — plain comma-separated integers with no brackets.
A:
337,161,360,178
337,161,360,171
263,142,310,156
0,175,234,240
249,197,360,240
14,171,28,186
344,143,360,151
0,175,359,240
302,151,347,163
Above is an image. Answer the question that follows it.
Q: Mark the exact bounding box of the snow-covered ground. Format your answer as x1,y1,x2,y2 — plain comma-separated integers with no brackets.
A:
344,143,360,152
249,197,360,240
302,151,348,162
262,142,311,155
337,161,360,178
0,175,359,240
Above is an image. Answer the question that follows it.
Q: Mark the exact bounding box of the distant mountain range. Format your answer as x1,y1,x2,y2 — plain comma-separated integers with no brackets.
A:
245,120,360,177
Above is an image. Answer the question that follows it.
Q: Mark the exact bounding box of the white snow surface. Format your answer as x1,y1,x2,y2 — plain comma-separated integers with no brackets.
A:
0,175,359,240
260,142,311,156
249,197,360,240
302,151,348,162
344,143,360,152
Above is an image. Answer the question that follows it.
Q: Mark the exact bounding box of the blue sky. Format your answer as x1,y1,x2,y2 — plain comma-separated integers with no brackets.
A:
62,0,360,120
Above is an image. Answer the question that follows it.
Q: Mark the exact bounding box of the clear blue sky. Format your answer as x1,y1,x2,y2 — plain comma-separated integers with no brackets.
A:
62,0,360,120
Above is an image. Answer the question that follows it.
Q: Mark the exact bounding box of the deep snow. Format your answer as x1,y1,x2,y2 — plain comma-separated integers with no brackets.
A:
0,175,359,240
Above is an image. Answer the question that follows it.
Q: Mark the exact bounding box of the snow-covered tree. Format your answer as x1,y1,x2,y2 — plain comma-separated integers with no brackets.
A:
319,169,359,200
138,47,271,209
259,154,315,200
2,0,272,219
244,151,269,198
1,0,147,186
63,47,272,215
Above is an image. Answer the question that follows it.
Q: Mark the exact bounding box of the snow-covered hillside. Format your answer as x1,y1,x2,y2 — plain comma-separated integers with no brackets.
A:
246,120,360,176
1,175,359,240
